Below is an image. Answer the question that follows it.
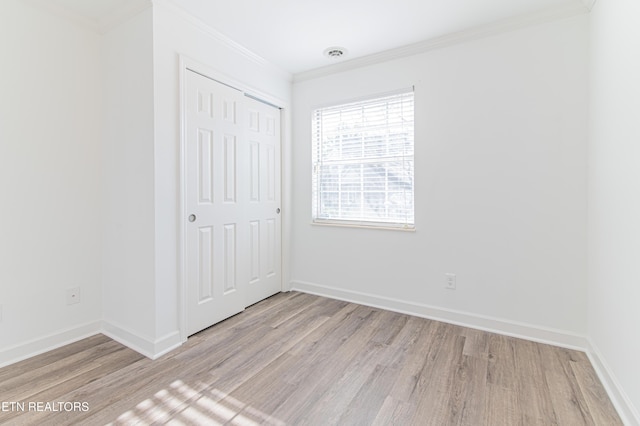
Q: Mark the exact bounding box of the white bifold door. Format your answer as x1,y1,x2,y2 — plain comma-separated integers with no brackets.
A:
185,70,281,336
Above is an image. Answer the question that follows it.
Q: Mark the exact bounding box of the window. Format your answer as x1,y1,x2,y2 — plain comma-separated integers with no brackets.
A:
312,89,415,229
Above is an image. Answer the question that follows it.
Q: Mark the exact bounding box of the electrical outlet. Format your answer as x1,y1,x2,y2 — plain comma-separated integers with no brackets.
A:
66,287,80,305
445,273,456,290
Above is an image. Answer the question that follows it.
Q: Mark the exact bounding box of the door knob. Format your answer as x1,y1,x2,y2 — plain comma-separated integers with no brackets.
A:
276,208,281,214
188,214,196,222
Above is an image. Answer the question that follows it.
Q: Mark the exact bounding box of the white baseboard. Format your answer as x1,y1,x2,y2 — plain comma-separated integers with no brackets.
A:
102,321,183,360
0,321,102,368
586,340,640,426
101,320,155,358
0,320,184,369
291,280,588,351
151,331,183,359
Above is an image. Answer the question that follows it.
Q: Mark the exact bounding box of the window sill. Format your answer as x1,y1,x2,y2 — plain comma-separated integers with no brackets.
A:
311,220,416,232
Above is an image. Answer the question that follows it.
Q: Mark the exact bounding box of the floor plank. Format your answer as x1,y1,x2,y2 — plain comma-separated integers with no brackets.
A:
0,292,623,426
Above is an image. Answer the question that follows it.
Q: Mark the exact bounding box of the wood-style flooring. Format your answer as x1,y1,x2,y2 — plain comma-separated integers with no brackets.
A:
0,292,622,425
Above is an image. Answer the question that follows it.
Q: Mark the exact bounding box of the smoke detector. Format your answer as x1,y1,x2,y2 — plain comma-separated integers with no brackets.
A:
324,47,348,59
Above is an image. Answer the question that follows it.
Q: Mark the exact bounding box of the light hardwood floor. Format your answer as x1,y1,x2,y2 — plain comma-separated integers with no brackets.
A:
0,292,622,425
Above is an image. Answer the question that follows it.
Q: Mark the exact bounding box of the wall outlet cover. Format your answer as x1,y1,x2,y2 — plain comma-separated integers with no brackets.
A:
445,273,456,290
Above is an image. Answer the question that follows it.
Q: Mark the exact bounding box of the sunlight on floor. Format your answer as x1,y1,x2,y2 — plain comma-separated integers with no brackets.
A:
111,380,286,425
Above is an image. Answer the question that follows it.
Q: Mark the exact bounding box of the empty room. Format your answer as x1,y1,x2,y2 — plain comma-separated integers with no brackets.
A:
0,0,638,424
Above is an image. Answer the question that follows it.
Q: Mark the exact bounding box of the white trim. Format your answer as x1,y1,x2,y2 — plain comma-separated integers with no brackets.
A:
178,55,291,340
291,280,588,351
311,221,416,232
0,320,182,368
293,2,590,83
102,320,156,359
181,56,288,112
152,331,183,359
102,321,181,360
586,340,640,426
154,0,291,83
0,321,101,368
178,56,189,344
280,106,293,292
311,86,415,111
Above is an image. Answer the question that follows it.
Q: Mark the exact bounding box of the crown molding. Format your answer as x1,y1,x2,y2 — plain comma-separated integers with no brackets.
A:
153,0,292,82
294,1,590,83
153,0,266,67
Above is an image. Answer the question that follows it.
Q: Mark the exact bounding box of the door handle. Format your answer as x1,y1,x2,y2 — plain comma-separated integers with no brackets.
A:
276,208,281,214
188,214,197,222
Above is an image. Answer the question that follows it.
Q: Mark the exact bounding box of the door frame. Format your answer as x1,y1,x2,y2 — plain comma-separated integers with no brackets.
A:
178,55,291,343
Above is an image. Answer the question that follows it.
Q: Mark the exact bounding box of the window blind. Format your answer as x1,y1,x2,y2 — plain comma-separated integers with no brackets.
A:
312,89,415,229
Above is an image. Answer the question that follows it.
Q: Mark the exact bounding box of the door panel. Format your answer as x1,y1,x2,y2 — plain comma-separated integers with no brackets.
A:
245,102,282,306
186,71,247,336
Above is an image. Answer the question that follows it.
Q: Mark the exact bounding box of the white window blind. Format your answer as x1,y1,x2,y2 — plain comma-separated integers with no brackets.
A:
312,89,415,229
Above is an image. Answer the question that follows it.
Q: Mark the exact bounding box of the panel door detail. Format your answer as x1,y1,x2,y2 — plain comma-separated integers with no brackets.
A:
185,70,282,336
185,71,247,336
245,104,282,307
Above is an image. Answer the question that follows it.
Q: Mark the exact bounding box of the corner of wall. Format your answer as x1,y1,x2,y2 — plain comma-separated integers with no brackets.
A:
0,320,183,369
101,321,183,360
580,0,597,12
586,339,640,426
98,0,152,33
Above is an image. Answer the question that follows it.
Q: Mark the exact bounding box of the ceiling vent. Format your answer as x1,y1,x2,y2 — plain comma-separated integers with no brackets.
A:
324,47,347,59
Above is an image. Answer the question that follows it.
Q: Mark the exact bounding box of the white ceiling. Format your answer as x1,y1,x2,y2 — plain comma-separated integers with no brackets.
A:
41,0,587,75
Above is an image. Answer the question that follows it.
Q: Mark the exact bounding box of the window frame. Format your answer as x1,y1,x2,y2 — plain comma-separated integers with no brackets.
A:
311,88,415,231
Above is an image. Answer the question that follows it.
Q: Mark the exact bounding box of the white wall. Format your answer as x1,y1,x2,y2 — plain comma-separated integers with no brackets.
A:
101,8,157,353
0,0,102,363
0,0,291,361
291,16,589,342
151,1,292,346
588,0,640,423
0,3,637,421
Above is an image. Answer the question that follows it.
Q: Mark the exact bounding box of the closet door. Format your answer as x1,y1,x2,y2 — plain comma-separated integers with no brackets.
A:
184,70,281,336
